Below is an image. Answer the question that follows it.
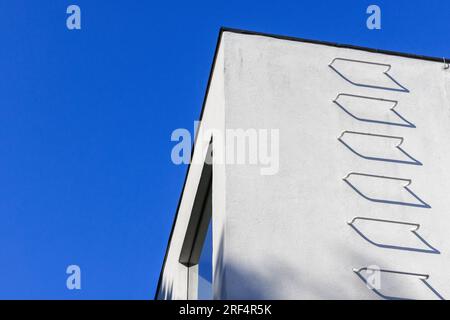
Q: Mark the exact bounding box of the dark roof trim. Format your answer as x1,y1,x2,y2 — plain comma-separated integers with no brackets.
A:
154,27,449,299
222,27,450,63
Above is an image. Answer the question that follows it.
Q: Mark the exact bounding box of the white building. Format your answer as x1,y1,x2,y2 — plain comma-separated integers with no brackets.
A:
156,28,450,300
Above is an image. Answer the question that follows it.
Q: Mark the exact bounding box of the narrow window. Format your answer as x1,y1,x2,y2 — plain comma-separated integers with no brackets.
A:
197,194,213,300
179,147,213,299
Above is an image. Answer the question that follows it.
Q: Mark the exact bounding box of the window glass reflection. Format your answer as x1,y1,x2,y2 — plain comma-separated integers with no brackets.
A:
197,220,212,300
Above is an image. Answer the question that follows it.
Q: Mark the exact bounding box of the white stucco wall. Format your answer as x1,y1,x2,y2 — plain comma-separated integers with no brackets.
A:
158,30,450,300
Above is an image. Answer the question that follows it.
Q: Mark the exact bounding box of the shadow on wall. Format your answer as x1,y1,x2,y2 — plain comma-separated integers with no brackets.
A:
215,230,366,299
157,226,444,300
220,259,336,300
217,238,445,300
328,58,410,93
348,221,440,255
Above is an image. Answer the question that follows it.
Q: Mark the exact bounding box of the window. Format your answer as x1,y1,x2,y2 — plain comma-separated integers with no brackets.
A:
197,214,212,299
179,153,213,299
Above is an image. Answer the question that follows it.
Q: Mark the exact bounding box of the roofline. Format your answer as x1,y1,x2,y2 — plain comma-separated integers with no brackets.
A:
154,27,449,299
221,27,450,63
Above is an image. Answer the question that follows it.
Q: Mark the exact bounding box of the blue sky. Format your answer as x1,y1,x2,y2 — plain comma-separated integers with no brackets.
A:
0,0,448,299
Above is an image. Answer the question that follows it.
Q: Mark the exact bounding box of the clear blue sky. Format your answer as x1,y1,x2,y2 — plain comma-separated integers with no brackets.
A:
0,0,448,299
